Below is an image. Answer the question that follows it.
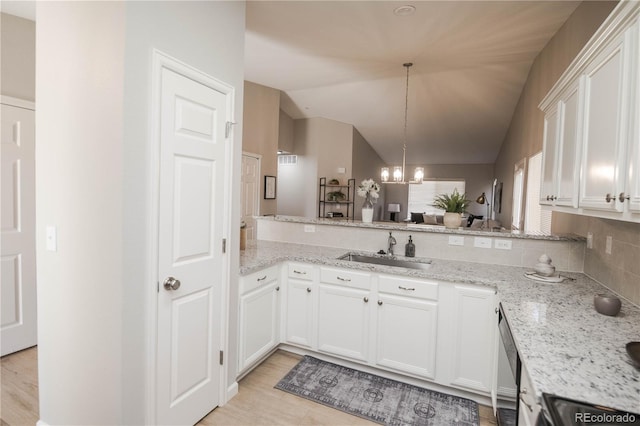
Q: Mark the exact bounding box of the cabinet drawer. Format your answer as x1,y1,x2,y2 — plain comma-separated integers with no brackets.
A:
241,265,279,295
378,275,438,300
287,262,314,281
320,267,370,290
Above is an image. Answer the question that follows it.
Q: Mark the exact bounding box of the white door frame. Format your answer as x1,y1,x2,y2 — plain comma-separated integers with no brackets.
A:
147,49,235,423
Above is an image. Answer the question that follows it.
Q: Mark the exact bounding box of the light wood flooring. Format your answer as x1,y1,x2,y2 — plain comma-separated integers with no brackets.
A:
1,347,497,426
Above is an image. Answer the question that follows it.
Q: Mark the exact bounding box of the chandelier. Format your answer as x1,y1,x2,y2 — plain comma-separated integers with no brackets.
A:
381,63,423,184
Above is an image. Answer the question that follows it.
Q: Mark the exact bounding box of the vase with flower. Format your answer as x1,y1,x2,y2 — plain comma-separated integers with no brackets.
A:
357,179,380,223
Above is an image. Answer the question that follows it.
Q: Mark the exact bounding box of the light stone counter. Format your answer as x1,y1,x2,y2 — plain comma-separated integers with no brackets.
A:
239,240,640,414
263,215,585,241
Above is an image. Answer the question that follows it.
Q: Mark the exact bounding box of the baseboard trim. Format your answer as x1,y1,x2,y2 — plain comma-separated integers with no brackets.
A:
37,420,51,426
225,381,239,404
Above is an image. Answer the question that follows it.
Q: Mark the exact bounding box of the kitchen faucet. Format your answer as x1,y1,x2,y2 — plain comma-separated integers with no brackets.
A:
387,232,397,256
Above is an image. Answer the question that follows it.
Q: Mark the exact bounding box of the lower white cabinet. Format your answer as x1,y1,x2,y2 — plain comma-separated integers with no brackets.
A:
376,275,438,379
317,282,371,362
238,266,280,372
285,263,315,348
439,283,497,394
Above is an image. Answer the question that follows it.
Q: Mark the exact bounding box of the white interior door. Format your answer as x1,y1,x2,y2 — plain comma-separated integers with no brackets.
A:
1,98,37,356
241,154,260,240
156,66,229,425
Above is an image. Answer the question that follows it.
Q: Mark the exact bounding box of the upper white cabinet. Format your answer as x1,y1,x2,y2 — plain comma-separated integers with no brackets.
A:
541,79,583,209
580,28,632,212
539,2,640,221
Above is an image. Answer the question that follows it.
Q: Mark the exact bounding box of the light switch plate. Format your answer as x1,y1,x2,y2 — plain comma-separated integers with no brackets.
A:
494,239,512,250
586,232,593,249
304,225,316,233
605,235,612,254
474,237,492,248
448,236,464,246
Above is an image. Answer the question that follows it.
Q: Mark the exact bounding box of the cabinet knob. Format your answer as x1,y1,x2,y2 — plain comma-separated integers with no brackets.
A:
363,297,369,303
619,192,630,203
306,287,311,293
275,286,280,292
495,307,499,314
605,193,614,203
378,300,383,306
546,195,551,201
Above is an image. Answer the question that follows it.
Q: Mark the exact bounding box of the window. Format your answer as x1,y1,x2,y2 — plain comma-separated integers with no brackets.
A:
525,152,552,233
407,179,466,218
512,160,525,230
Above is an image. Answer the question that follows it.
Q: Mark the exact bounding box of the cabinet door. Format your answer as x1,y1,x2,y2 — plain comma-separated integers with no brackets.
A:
448,285,496,394
317,283,370,362
580,29,632,212
238,280,280,372
540,105,560,205
555,80,583,207
376,293,437,379
285,278,314,348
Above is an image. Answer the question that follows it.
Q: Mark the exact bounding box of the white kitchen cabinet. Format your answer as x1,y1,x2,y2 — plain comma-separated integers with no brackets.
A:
540,78,583,207
375,275,438,379
238,266,280,373
284,263,316,349
317,267,371,363
579,26,633,212
442,283,497,394
518,362,542,426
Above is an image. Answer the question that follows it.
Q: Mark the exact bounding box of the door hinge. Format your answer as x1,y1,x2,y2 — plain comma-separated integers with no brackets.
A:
219,350,224,365
157,281,159,293
225,121,237,138
222,238,227,253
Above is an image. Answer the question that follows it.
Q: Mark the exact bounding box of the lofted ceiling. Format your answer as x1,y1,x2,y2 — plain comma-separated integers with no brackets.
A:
245,1,581,166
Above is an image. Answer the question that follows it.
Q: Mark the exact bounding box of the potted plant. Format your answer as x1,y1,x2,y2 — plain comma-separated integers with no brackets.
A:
357,179,380,223
433,189,470,229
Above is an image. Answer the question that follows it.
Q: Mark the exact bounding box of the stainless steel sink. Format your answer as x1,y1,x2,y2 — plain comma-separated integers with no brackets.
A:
338,253,432,270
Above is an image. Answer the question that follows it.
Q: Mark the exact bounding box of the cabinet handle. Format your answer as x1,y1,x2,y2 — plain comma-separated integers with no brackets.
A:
398,286,415,291
337,276,351,282
293,270,307,275
363,297,369,303
546,195,551,201
605,193,614,203
519,388,533,412
257,275,267,281
495,308,499,314
275,286,280,291
306,287,311,293
619,192,630,203
378,300,383,306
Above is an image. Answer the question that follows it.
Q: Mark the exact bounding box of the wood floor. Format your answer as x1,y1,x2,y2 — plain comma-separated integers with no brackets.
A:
1,347,497,426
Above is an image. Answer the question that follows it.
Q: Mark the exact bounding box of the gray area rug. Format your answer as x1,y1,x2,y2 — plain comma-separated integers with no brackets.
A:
275,355,479,426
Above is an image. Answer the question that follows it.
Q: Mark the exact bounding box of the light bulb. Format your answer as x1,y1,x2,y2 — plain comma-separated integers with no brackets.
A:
381,167,389,182
393,166,403,182
413,167,424,183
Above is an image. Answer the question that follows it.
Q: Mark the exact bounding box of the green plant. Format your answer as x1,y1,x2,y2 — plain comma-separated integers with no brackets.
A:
432,189,470,213
327,191,346,201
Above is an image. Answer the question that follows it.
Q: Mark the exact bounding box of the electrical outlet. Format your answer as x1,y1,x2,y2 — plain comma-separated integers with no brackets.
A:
494,239,512,250
304,225,315,233
474,237,492,249
586,232,593,249
448,236,464,246
605,235,612,255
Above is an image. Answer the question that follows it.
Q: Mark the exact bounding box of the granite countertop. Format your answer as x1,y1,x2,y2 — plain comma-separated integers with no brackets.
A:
240,240,640,414
259,215,585,241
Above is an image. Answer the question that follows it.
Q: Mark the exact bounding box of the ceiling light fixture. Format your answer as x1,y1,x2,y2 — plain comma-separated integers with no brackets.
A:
381,63,423,185
393,5,416,16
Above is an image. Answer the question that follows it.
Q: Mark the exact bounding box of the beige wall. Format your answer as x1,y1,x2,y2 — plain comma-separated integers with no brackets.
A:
352,128,386,220
1,13,35,101
278,109,294,153
493,1,617,226
243,81,280,216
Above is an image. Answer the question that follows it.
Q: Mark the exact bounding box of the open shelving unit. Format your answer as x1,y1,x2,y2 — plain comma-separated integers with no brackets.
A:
318,177,356,219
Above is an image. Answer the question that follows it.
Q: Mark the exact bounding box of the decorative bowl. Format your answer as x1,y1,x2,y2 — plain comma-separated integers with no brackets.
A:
626,342,640,368
594,294,621,316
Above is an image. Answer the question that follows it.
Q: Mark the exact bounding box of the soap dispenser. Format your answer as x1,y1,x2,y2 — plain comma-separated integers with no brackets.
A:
405,235,415,257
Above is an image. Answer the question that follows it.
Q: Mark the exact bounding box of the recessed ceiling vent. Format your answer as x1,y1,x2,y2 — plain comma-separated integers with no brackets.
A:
278,154,298,166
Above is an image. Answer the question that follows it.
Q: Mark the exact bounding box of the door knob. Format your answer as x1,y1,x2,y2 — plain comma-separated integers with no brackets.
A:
163,277,181,291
